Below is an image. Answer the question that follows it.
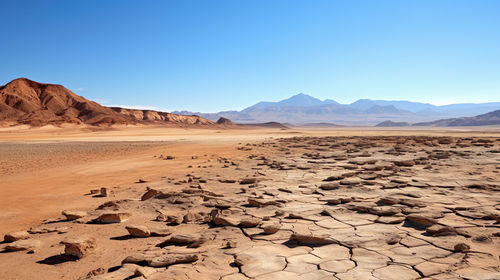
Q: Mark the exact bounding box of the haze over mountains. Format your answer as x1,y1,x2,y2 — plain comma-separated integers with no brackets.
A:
174,93,500,126
413,109,500,127
1,78,499,127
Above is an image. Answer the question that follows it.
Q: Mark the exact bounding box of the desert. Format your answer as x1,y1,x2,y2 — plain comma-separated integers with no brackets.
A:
1,125,499,279
2,1,500,279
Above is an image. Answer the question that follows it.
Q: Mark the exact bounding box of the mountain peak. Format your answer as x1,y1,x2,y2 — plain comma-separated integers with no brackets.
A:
5,77,53,87
290,93,310,98
7,77,33,85
242,93,340,111
282,93,321,103
2,77,38,89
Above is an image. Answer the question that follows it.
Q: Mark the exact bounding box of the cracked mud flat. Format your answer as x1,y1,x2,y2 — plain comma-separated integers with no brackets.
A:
1,135,500,279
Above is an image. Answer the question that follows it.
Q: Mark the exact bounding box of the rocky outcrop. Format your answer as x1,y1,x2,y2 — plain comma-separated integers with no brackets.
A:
111,107,215,126
216,117,235,125
0,78,217,127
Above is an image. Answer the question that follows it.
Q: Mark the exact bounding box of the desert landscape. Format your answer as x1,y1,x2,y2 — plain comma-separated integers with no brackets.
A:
0,68,499,280
1,124,499,280
2,1,500,279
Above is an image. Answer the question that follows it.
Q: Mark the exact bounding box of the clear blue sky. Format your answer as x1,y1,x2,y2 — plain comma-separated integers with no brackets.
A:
1,0,499,112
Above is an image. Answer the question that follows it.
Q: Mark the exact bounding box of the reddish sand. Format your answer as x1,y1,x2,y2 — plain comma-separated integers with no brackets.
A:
0,125,499,280
1,125,499,235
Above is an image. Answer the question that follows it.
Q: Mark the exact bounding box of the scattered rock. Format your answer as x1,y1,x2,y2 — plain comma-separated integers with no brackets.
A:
61,237,97,258
453,243,470,252
239,217,262,228
157,234,206,248
240,178,259,184
379,197,399,205
262,223,281,234
370,206,401,216
96,212,131,223
4,135,500,279
84,267,106,278
319,183,340,190
126,225,151,237
4,231,30,242
323,175,344,181
394,160,415,167
148,254,198,267
141,189,160,200
100,187,109,197
425,225,457,236
62,210,87,220
165,214,184,225
406,214,437,227
4,239,41,252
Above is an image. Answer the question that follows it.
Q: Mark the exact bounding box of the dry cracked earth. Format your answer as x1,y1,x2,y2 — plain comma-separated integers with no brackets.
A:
2,136,500,280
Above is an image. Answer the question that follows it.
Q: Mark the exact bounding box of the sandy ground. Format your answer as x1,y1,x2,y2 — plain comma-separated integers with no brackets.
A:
1,125,499,235
0,125,499,279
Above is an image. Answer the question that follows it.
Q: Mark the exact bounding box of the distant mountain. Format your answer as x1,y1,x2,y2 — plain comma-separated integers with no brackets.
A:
364,105,402,115
413,109,500,126
350,99,436,112
0,78,215,127
291,122,344,128
242,93,338,112
174,93,500,126
375,120,410,127
434,103,500,116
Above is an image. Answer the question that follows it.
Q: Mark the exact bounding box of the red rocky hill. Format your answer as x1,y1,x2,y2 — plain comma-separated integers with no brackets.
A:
0,78,215,126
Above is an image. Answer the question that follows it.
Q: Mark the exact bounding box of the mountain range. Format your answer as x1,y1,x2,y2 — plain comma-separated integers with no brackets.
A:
173,93,500,126
2,78,499,127
413,109,500,127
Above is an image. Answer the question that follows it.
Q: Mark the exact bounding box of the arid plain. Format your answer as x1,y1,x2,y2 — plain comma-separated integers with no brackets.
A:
1,126,499,280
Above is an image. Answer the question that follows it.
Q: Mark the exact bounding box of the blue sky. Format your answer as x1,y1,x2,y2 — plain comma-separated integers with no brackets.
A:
1,0,499,112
